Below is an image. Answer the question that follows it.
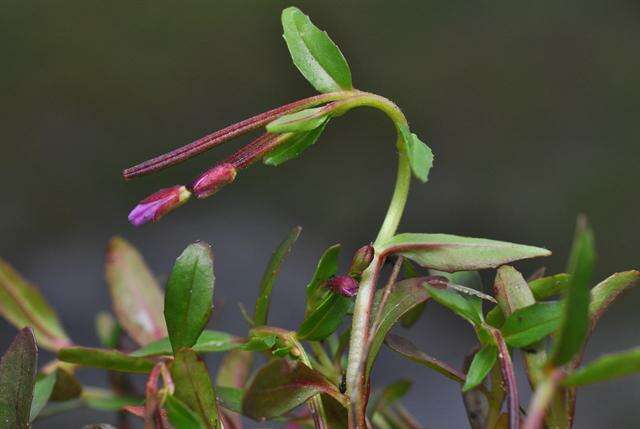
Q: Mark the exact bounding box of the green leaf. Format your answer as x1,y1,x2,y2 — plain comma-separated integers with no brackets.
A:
589,270,639,327
384,334,465,383
105,237,167,347
530,273,570,300
494,265,535,315
0,328,37,428
29,371,56,422
170,349,218,428
297,293,351,341
241,332,277,352
48,365,82,402
281,7,352,93
463,345,498,392
82,387,142,411
0,259,71,351
549,217,596,367
366,278,431,376
58,347,154,373
165,242,215,352
165,394,207,429
267,107,329,133
130,330,242,357
563,348,640,387
398,125,434,183
242,358,347,420
216,386,244,414
254,227,301,326
424,284,483,326
501,302,562,348
95,311,120,349
263,121,329,166
381,233,551,272
305,244,341,313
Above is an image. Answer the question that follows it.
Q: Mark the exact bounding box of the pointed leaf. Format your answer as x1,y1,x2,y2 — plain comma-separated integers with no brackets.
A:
165,394,207,429
58,347,154,373
563,348,640,387
263,121,329,166
494,265,535,315
366,278,431,376
305,244,341,313
530,273,570,300
165,242,215,352
589,270,639,328
105,237,167,346
0,328,37,427
463,345,498,392
501,302,562,348
424,284,483,325
215,386,244,414
267,107,329,133
254,227,301,326
131,330,242,357
549,217,596,366
281,7,352,93
29,371,56,422
381,233,551,272
242,359,348,420
170,349,218,428
398,125,434,183
0,259,71,351
384,334,466,383
297,293,351,341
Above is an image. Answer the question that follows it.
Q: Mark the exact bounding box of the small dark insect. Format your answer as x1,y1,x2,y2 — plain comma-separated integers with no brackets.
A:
340,373,347,394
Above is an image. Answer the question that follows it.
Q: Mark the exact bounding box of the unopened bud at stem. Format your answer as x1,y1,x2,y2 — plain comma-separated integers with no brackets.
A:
128,185,191,227
191,163,237,199
348,244,374,276
325,275,359,298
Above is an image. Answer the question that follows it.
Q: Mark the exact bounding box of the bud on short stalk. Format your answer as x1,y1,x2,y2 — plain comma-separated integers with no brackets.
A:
128,185,191,227
326,275,359,298
348,244,374,277
191,163,237,199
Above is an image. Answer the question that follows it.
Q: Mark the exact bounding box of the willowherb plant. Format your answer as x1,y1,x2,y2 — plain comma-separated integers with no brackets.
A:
1,6,639,429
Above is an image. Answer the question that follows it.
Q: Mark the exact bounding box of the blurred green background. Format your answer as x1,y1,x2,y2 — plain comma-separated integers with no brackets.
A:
2,1,639,427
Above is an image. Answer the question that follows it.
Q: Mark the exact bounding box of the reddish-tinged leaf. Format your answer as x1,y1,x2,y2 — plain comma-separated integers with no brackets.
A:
170,349,218,428
588,270,639,329
106,237,167,346
242,359,348,420
0,259,71,351
0,328,37,427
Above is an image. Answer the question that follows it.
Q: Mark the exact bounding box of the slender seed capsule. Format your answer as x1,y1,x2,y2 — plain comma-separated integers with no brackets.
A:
326,275,359,297
128,185,191,227
348,244,374,276
190,163,237,199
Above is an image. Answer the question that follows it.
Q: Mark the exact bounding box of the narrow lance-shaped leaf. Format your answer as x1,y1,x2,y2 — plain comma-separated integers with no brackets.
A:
381,233,551,273
399,260,425,328
0,259,71,351
397,124,434,183
424,284,483,326
463,345,498,392
254,227,301,326
170,349,218,428
366,278,431,376
263,121,329,167
165,242,215,352
384,334,465,383
106,237,167,346
281,7,353,93
501,302,562,348
563,347,640,387
0,328,37,428
305,244,341,313
588,270,639,329
131,330,242,357
298,293,351,341
58,347,155,373
549,217,596,367
82,387,143,411
165,394,207,429
266,107,329,133
29,371,56,422
242,359,348,420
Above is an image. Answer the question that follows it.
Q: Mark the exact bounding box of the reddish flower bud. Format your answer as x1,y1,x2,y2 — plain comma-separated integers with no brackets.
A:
128,185,191,227
191,163,237,199
326,275,359,298
348,244,374,276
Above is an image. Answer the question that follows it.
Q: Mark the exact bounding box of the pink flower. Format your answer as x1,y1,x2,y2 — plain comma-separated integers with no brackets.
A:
128,185,191,227
326,275,359,297
191,163,237,199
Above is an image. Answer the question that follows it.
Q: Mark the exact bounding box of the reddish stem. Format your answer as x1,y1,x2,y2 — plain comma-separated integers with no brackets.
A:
491,329,520,428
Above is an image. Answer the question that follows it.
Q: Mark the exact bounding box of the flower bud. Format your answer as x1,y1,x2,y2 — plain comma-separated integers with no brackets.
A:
326,275,359,298
348,244,374,276
191,163,237,199
128,185,191,227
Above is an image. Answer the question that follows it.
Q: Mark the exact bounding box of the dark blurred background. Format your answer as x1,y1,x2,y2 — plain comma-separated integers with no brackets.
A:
2,1,639,427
